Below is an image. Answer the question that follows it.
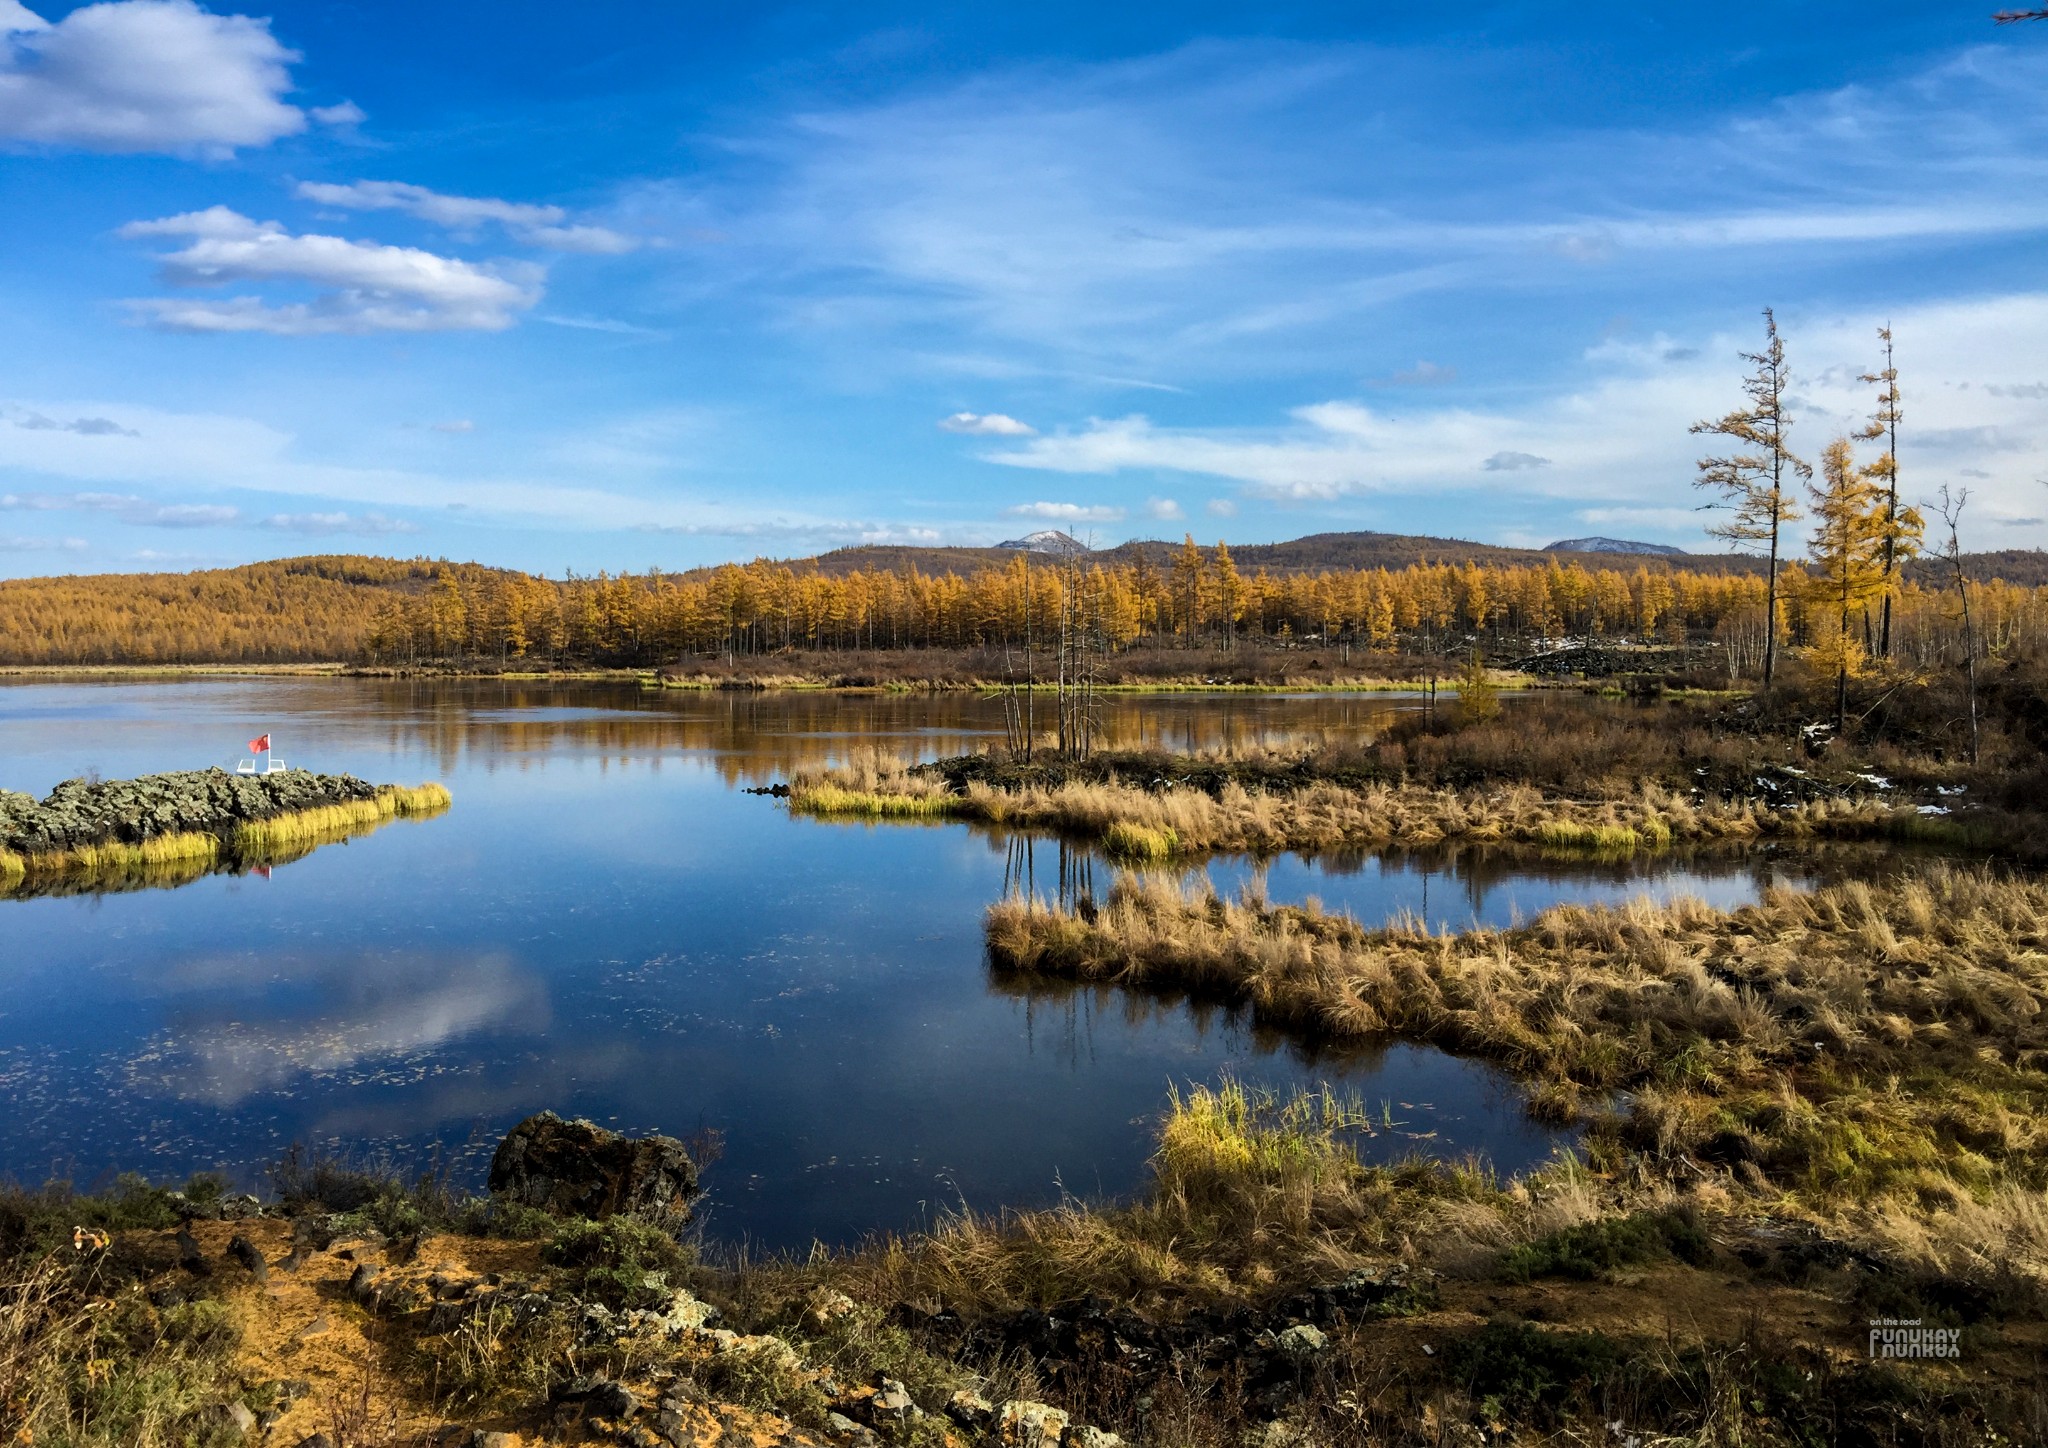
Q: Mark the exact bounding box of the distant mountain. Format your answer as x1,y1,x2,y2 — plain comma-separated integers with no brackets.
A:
1544,536,1688,557
994,529,1092,556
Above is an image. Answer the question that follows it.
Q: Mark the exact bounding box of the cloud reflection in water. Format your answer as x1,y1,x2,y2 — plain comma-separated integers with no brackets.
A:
128,951,548,1107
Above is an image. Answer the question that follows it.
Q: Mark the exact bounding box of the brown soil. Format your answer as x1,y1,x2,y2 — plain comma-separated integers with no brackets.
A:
171,1219,823,1448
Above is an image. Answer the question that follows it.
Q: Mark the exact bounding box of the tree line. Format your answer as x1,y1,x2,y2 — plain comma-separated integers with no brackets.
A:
6,543,2032,672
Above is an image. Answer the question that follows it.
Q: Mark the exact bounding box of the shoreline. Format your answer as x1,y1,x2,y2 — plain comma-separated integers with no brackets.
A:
1,772,451,890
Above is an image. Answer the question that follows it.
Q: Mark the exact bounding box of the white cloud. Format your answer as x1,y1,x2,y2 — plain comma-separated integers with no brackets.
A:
0,395,793,535
519,223,640,255
261,510,418,536
2,489,236,526
672,40,2048,386
119,207,542,334
979,292,2048,551
307,99,362,126
1205,498,1237,517
1145,496,1183,519
0,0,330,153
295,180,641,254
939,411,1036,436
429,419,474,434
1,532,86,552
1004,500,1123,522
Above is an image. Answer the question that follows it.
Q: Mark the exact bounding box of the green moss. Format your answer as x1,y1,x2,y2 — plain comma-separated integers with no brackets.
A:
543,1215,693,1309
1496,1208,1712,1283
1447,1320,1625,1423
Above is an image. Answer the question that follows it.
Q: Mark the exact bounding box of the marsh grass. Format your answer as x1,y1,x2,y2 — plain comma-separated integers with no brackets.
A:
1103,820,1178,860
0,1250,250,1448
986,867,2048,1259
790,756,1904,859
2,782,452,892
793,785,963,819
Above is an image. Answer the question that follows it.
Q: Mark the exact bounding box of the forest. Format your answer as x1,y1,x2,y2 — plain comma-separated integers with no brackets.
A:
1,539,2045,673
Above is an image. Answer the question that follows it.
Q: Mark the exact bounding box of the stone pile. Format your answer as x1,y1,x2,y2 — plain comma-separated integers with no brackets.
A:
0,767,381,855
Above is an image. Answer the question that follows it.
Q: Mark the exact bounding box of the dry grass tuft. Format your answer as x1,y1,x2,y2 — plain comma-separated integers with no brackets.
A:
987,866,2048,1239
1,782,452,892
792,756,1906,859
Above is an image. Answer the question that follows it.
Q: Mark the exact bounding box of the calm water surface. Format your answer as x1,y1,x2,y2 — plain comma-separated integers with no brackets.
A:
0,679,1802,1248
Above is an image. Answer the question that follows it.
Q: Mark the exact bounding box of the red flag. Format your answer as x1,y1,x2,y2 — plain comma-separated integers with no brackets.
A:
248,734,270,753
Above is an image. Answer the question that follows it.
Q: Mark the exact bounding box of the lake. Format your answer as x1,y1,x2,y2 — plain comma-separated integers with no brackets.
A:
0,678,1812,1249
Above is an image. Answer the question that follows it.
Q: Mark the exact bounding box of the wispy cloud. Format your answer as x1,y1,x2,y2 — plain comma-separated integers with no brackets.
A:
1004,500,1122,522
119,206,542,334
0,532,86,552
261,511,419,536
295,180,641,254
5,406,136,436
980,291,2048,549
654,39,2048,386
1380,360,1457,386
1,489,237,526
940,411,1036,436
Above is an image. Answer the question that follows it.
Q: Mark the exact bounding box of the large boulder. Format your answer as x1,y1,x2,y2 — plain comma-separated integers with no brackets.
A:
487,1112,700,1231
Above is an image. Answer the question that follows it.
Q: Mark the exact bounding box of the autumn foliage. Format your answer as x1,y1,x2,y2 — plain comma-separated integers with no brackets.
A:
1,545,2043,672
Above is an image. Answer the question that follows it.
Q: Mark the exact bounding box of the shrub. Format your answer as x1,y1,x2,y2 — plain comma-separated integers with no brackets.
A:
1496,1208,1711,1282
543,1216,692,1309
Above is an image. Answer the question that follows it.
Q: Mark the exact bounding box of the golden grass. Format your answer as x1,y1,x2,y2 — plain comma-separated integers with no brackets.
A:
787,755,1904,857
825,1075,1539,1316
1102,820,1178,861
232,782,451,857
986,867,2048,1230
5,830,223,878
791,785,962,819
1,782,452,891
787,752,962,819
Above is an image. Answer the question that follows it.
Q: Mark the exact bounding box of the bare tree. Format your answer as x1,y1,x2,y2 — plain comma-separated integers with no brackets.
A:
1857,326,1904,659
1691,307,1810,686
1994,8,2048,21
1934,484,1981,765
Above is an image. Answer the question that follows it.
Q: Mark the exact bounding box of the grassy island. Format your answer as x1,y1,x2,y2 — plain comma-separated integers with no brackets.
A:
0,770,451,893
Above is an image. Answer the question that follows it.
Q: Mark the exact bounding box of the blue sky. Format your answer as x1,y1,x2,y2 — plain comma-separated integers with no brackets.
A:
2,1,2046,577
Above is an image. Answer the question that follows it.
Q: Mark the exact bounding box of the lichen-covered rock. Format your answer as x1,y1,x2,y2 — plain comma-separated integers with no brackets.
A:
1275,1323,1328,1357
486,1112,700,1231
945,1390,995,1430
995,1401,1067,1448
0,767,381,855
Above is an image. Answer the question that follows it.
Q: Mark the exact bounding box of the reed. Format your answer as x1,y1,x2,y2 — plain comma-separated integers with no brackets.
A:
8,830,223,878
790,784,962,819
986,867,2048,1226
0,782,452,891
383,781,453,815
1102,820,1178,861
792,756,1903,858
232,797,391,852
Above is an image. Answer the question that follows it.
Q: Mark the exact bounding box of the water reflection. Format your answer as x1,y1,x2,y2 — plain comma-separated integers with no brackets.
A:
0,679,1863,1248
127,952,548,1107
0,676,1428,797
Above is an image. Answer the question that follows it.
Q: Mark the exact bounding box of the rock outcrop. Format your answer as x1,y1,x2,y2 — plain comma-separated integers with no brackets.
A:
486,1112,701,1232
0,768,381,856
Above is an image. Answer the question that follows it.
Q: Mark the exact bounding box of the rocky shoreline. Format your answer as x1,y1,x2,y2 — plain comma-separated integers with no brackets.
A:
0,768,450,883
19,1107,2037,1448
